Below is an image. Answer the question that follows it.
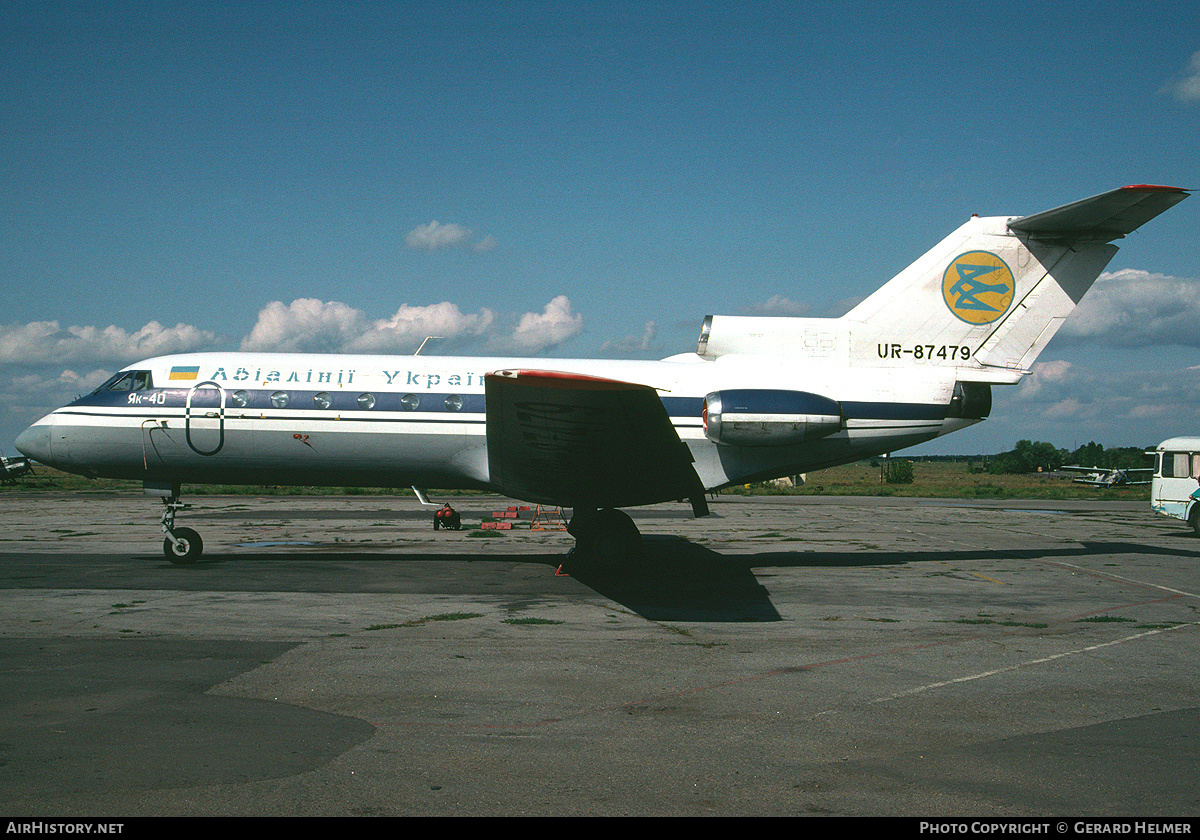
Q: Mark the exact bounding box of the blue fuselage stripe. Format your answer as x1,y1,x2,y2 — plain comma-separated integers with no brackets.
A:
66,390,947,423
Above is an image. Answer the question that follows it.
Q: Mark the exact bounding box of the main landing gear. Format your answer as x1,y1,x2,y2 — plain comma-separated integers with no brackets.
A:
156,486,203,564
566,508,643,568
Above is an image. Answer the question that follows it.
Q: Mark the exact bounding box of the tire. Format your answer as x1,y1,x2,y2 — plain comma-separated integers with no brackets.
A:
572,508,643,567
164,527,203,564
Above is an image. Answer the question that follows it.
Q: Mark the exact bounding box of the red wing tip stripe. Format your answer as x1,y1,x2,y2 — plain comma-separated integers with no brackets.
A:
486,369,648,391
1120,184,1190,193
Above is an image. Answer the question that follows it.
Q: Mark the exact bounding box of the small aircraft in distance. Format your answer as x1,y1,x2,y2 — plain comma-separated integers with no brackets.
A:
0,453,33,484
14,185,1190,565
1059,465,1153,487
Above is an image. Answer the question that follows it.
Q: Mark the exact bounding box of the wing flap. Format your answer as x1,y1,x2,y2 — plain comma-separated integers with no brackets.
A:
484,369,706,511
1008,184,1189,241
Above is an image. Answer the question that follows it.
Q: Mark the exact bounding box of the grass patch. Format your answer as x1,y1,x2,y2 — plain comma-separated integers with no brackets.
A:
1075,615,1136,623
502,617,563,625
724,460,1151,501
365,612,484,630
4,462,1153,502
954,617,1048,628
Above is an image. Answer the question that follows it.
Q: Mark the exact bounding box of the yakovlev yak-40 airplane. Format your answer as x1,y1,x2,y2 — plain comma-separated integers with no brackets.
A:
15,185,1189,564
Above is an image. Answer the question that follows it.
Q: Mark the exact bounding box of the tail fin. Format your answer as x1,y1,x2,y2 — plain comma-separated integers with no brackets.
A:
696,186,1187,380
844,185,1189,380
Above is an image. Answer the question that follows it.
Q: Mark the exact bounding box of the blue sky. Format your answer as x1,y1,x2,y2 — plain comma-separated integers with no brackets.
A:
2,1,1198,458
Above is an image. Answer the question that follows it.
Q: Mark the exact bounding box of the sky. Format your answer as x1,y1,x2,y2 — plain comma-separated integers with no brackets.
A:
2,0,1199,458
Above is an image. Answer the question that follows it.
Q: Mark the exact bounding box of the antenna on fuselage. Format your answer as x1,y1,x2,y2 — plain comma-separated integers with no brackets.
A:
414,336,442,355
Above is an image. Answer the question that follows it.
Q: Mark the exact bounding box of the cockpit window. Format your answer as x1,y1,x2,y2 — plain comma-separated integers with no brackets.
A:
94,370,154,393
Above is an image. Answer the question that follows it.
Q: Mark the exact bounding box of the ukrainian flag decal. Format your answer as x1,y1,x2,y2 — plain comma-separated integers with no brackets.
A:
942,251,1015,325
169,366,201,381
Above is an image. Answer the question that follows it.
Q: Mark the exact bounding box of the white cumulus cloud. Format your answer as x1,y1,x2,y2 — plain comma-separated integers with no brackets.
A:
600,321,658,356
404,221,497,252
1061,269,1200,347
1016,359,1075,399
239,298,497,354
239,296,583,355
1003,356,1200,445
745,295,810,317
1163,50,1200,103
503,295,585,353
352,302,496,354
0,320,217,365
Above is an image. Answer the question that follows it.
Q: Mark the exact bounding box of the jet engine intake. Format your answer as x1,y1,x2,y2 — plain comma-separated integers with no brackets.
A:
704,389,843,447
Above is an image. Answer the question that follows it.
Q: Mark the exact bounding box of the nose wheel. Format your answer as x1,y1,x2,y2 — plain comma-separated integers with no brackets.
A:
160,491,203,563
164,526,203,562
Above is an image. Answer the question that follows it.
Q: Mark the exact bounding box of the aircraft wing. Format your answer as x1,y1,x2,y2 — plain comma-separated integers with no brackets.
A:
1008,184,1190,241
484,369,708,513
1062,466,1153,486
0,455,32,482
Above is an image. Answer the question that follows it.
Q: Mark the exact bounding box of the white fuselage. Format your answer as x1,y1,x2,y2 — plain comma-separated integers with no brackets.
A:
16,350,980,498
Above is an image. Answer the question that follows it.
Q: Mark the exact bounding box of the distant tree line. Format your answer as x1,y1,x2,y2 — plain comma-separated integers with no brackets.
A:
982,440,1152,475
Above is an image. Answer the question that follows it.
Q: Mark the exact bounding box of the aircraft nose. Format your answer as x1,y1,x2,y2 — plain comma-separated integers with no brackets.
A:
14,424,51,464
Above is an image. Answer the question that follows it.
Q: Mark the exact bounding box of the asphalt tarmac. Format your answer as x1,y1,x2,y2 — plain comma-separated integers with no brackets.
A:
1,491,1197,817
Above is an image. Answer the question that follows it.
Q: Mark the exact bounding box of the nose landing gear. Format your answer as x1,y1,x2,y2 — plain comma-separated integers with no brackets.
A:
154,485,203,564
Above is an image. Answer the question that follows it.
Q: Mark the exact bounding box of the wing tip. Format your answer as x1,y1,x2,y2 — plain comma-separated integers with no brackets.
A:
1120,184,1191,194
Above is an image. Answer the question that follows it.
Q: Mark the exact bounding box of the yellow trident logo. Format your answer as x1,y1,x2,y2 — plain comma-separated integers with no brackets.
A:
942,251,1015,325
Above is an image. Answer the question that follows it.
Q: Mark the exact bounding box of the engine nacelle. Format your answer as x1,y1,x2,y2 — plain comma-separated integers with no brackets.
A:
703,389,843,447
948,381,992,420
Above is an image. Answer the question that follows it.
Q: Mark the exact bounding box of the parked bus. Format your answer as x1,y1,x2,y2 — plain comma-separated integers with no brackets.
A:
1150,437,1200,534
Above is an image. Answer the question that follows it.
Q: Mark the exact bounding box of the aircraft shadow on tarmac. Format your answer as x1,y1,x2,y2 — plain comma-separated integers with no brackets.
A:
147,536,785,624
567,535,784,623
580,537,1199,623
142,533,1197,625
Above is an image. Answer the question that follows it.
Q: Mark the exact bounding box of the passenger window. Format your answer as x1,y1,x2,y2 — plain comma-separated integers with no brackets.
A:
314,392,332,409
1192,454,1200,479
270,391,290,408
401,394,419,411
1168,453,1190,478
357,393,376,410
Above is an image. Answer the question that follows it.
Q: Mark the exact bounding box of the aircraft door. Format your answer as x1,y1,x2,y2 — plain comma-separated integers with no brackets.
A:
185,381,226,456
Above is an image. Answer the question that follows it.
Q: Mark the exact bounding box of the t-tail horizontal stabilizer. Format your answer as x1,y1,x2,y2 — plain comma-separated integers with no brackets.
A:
1007,184,1190,242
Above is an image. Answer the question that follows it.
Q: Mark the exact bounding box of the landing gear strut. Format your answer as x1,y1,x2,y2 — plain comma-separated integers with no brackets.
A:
158,487,203,564
567,508,643,568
